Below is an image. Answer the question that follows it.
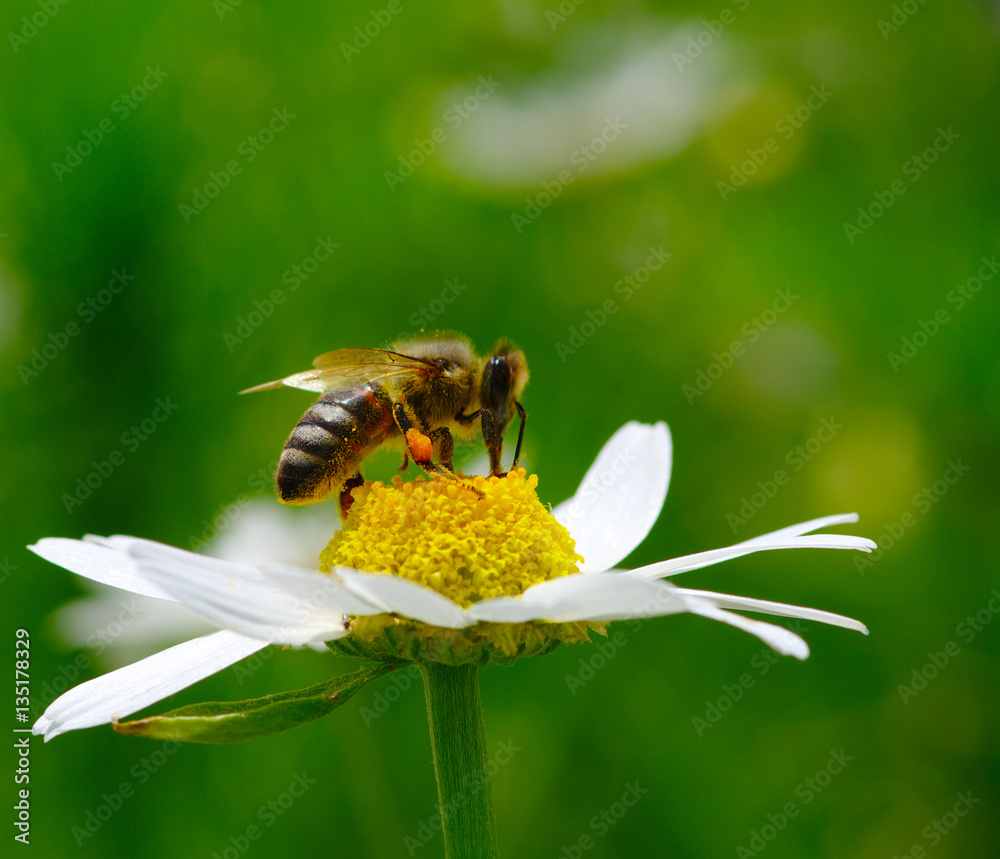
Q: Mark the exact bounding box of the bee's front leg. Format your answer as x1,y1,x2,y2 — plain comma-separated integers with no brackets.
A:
511,401,527,469
482,411,505,476
457,403,526,476
457,408,503,476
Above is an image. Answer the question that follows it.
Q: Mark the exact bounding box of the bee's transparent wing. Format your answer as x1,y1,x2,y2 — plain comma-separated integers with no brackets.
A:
240,348,439,395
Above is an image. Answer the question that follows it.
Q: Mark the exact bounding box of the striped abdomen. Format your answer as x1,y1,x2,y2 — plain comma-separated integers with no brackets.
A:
276,384,396,504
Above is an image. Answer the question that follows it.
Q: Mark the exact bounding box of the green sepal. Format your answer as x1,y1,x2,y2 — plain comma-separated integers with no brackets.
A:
113,662,403,744
329,618,603,667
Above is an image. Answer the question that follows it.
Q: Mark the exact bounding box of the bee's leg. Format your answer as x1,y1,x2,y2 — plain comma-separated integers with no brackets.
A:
338,471,365,517
393,403,451,480
478,410,505,477
399,451,409,472
459,408,504,475
427,426,455,473
395,407,481,496
511,401,527,469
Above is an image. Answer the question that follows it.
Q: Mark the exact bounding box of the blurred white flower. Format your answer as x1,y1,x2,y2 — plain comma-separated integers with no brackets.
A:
438,23,758,186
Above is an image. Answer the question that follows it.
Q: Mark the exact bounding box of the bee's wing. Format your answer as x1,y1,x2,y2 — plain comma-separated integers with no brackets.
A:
240,348,440,395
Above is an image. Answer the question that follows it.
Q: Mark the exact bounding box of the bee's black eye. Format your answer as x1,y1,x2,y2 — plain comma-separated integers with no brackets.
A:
483,356,512,413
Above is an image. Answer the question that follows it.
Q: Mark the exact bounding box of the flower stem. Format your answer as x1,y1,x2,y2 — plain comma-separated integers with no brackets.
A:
419,662,499,859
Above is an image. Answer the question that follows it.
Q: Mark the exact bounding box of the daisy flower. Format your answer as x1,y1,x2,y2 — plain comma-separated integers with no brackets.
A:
30,421,872,744
31,420,874,857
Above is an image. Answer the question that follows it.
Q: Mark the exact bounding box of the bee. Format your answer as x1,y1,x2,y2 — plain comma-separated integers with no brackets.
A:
241,333,528,511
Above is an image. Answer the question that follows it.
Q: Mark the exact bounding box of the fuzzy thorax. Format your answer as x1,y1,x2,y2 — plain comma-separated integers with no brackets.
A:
320,469,598,664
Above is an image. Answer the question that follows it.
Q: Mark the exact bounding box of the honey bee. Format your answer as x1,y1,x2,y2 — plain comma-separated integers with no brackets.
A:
242,334,528,511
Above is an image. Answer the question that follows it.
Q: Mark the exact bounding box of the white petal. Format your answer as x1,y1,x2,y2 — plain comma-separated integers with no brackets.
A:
127,544,354,646
29,538,175,601
633,533,876,579
258,563,383,616
468,573,689,623
32,630,267,741
88,535,278,592
336,568,471,629
737,513,862,544
683,597,811,660
673,587,868,634
552,422,672,574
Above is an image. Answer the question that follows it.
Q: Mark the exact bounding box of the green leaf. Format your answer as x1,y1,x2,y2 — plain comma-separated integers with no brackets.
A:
114,662,404,744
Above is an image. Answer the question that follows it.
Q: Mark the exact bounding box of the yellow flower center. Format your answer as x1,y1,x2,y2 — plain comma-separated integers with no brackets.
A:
320,469,582,606
320,469,599,665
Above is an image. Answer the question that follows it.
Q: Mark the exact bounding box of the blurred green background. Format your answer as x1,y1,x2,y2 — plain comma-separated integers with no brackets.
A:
2,1,998,856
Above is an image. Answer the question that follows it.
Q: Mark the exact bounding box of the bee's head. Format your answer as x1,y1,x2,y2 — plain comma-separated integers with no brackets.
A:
481,340,528,430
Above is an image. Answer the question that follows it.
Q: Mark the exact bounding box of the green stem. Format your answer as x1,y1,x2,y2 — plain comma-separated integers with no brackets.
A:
419,662,499,859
